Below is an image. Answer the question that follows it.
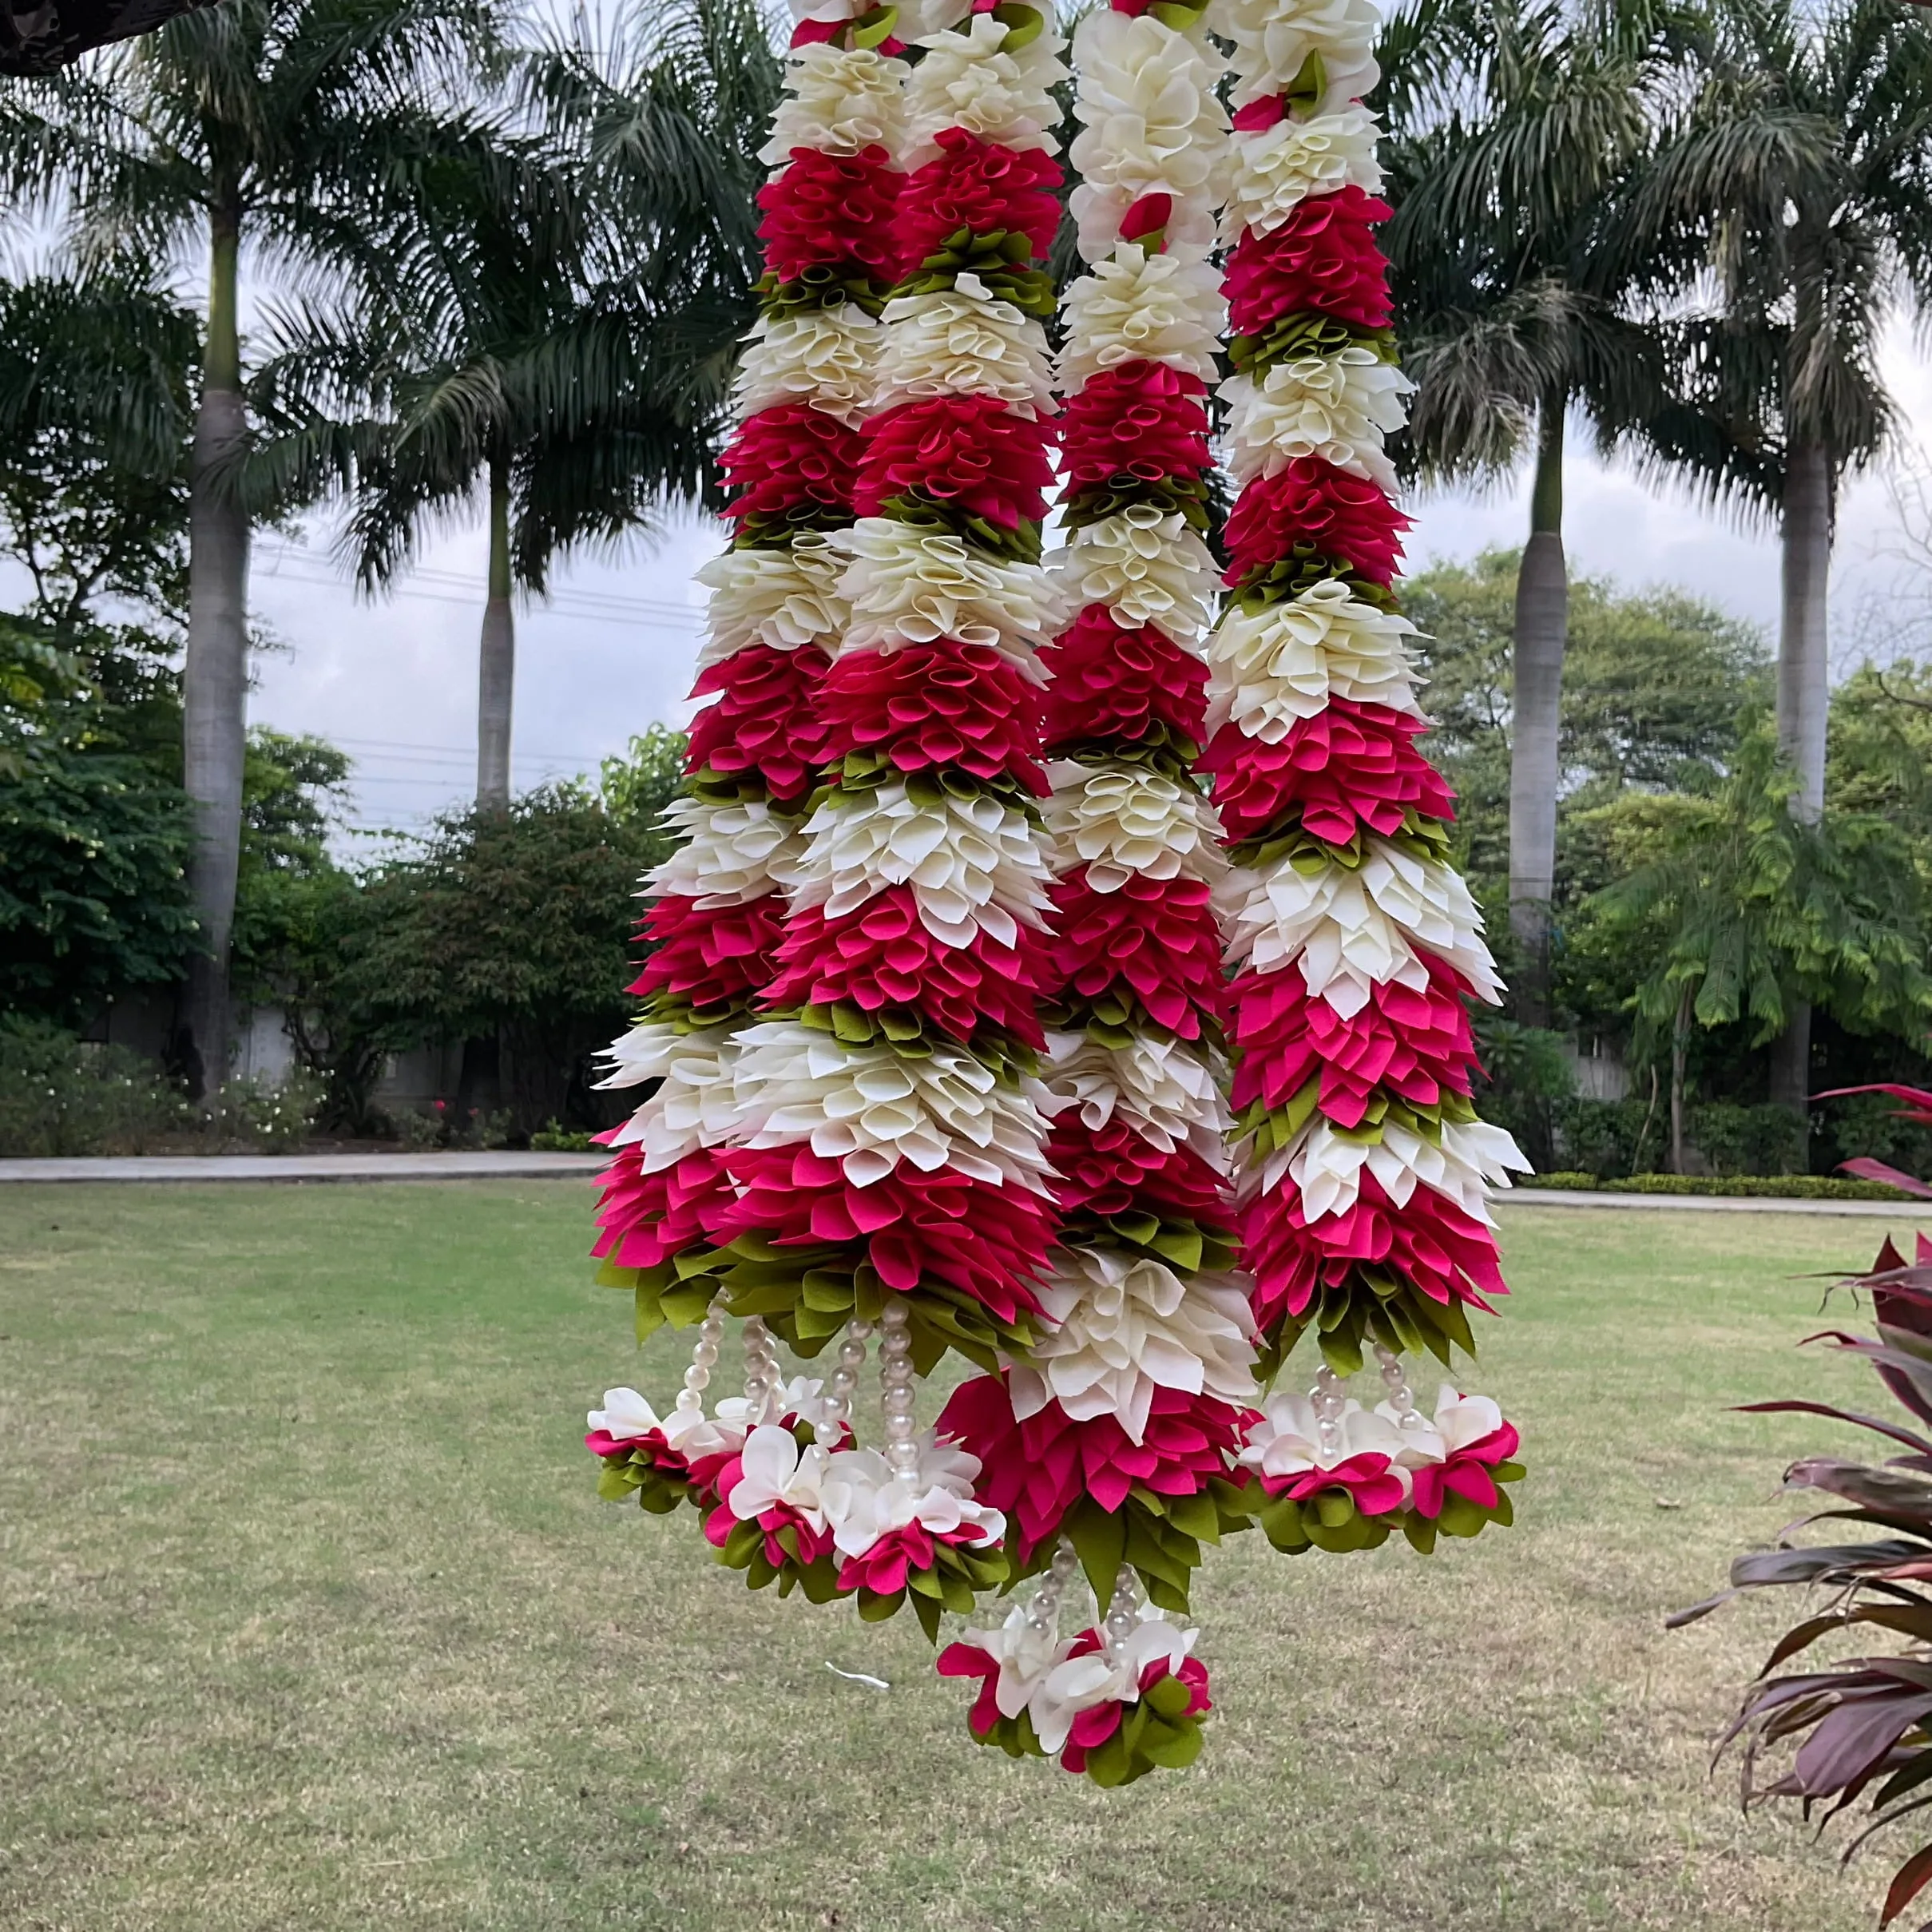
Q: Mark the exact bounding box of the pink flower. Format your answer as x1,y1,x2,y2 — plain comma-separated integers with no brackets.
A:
626,892,788,1012
1059,360,1212,490
893,131,1061,273
1046,1114,1232,1229
1408,1419,1521,1519
1047,867,1226,1041
1223,457,1410,589
935,1641,1006,1737
590,1145,736,1272
855,394,1056,532
1225,186,1394,337
1040,607,1208,752
685,642,829,803
720,404,865,522
757,145,903,284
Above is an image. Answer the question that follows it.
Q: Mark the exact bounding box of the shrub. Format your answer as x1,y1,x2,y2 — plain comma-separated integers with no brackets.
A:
200,1069,323,1152
0,1018,188,1155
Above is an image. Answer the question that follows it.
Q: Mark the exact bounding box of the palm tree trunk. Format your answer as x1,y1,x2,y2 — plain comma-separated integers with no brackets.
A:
177,203,251,1101
1770,440,1832,1151
1669,981,1691,1175
1508,391,1568,1028
477,458,514,805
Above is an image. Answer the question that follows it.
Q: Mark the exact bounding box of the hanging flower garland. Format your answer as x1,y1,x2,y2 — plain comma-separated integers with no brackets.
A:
1203,0,1526,1552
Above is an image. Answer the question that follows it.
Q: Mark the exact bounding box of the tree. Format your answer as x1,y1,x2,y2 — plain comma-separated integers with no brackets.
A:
1,0,215,75
1380,0,1692,1023
1,0,497,1093
1634,0,1932,1118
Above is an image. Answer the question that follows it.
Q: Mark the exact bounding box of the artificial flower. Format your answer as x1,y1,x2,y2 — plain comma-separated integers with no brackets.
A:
894,129,1061,272
790,777,1053,948
1045,762,1226,892
1047,1112,1232,1229
649,795,807,906
1058,360,1212,490
1224,185,1393,337
627,892,788,1014
590,1144,736,1274
1213,0,1381,112
873,276,1056,418
821,1434,1006,1571
1040,607,1208,752
720,403,865,522
1057,242,1227,390
1049,505,1218,641
1041,1027,1232,1168
1224,109,1385,244
1221,456,1408,589
1399,1387,1520,1518
730,1020,1057,1192
836,518,1062,666
938,1601,1066,1733
1049,866,1226,1039
757,143,904,284
730,304,881,427
855,392,1055,531
696,533,850,667
597,1024,741,1168
760,42,908,165
902,11,1069,167
1237,1388,1430,1514
685,640,831,803
1220,348,1411,490
1204,580,1424,742
708,1422,836,1567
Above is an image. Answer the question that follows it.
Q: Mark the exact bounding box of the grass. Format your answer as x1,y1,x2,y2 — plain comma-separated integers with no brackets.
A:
2,1184,1929,1932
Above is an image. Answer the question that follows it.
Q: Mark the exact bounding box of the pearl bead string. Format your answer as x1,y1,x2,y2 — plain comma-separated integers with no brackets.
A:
1101,1565,1140,1658
1024,1536,1081,1640
673,1295,728,1422
742,1314,781,1425
879,1299,921,1482
1311,1361,1347,1462
823,1318,873,1435
1373,1341,1430,1435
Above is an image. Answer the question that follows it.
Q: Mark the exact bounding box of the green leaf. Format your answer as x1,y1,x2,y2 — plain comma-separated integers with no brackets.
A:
1067,1501,1128,1609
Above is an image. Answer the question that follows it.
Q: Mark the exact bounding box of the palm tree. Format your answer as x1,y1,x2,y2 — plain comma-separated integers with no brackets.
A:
0,0,497,1095
1380,0,1692,1026
1632,0,1932,1118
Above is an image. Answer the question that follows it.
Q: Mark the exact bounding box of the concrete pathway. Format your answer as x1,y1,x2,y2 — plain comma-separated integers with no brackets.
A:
0,1151,608,1184
0,1155,1927,1214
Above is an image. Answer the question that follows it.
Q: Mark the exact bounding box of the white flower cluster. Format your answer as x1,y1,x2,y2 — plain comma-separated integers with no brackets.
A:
696,534,851,668
731,305,881,426
791,778,1053,946
958,1599,1200,1754
597,1025,741,1171
1210,0,1381,116
649,795,807,907
760,42,908,164
820,1434,1007,1557
1220,349,1412,491
1217,839,1505,1009
1066,8,1228,262
732,1021,1057,1191
1224,107,1384,242
1239,1383,1506,1499
1237,1108,1529,1221
1057,244,1226,390
1041,1029,1232,1168
589,1375,843,1462
1013,1248,1257,1442
1048,507,1219,642
903,10,1068,167
1045,763,1227,892
837,519,1062,669
1204,580,1425,740
874,276,1055,418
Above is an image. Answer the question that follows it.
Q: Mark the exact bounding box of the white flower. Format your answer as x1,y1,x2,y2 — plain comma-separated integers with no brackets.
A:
586,1387,664,1441
649,795,806,906
1058,242,1226,390
1012,1248,1256,1442
760,43,906,161
819,1434,1006,1556
1066,10,1227,263
791,778,1053,948
959,1601,1070,1724
1240,1110,1530,1227
1212,0,1381,113
903,12,1068,165
697,534,850,666
1239,1390,1430,1489
1204,580,1423,741
1220,349,1411,490
598,1024,740,1170
1224,107,1384,242
727,1423,832,1529
1049,506,1219,643
1041,1029,1231,1169
1422,1384,1506,1451
1029,1607,1199,1752
837,518,1061,669
731,1022,1056,1192
775,1375,845,1433
874,276,1054,418
588,1387,748,1460
729,305,880,426
1217,839,1505,1007
1045,762,1226,891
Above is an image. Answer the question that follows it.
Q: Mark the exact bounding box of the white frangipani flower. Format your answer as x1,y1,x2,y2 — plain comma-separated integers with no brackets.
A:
903,14,1067,165
696,534,849,666
1240,1110,1530,1226
588,1387,748,1458
837,519,1061,668
874,276,1055,418
649,795,807,906
775,1375,845,1434
791,779,1053,947
1057,243,1226,388
1224,107,1384,241
1045,762,1227,891
598,1025,740,1169
1049,506,1219,642
960,1601,1069,1724
1239,1390,1435,1487
731,1022,1056,1192
587,1387,664,1442
819,1435,1006,1557
1220,349,1412,490
1012,1248,1257,1442
1204,580,1424,740
1422,1384,1507,1451
1041,1029,1232,1168
1216,839,1504,1006
1028,1609,1200,1752
1211,0,1381,113
727,1423,832,1530
760,43,907,161
1067,10,1228,261
729,305,879,426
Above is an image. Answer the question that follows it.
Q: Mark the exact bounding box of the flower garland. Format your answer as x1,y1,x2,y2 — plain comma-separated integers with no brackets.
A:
1201,0,1526,1491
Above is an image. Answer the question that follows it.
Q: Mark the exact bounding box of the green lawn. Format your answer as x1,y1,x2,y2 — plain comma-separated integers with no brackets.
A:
2,1183,1926,1931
